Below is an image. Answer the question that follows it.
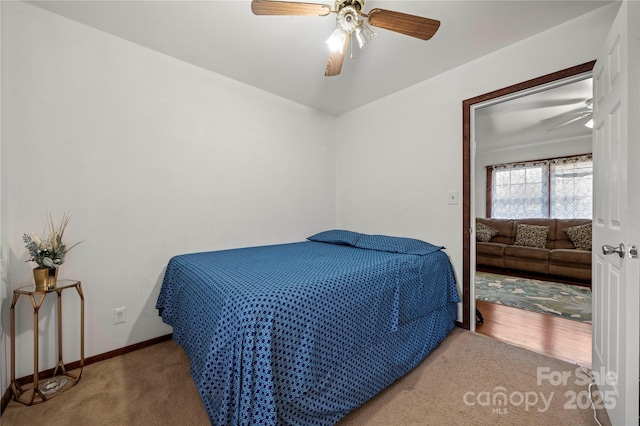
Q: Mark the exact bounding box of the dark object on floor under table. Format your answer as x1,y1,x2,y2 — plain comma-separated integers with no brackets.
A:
476,308,484,325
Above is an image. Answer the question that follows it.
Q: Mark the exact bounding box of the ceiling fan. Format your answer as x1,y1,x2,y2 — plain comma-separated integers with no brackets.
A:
251,0,441,76
546,98,594,131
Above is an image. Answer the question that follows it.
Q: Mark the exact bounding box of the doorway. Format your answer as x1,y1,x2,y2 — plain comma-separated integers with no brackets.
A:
461,62,595,364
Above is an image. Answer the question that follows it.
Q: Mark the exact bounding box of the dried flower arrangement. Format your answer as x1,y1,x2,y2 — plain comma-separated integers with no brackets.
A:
23,213,82,269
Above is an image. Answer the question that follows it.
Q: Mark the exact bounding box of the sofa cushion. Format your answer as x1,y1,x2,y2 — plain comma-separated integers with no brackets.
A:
515,219,557,248
514,224,549,248
476,218,515,244
564,223,592,251
554,219,591,249
504,245,550,261
550,249,592,267
476,222,499,242
477,242,507,257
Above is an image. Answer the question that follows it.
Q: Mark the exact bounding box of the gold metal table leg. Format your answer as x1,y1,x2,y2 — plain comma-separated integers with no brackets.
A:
29,293,48,404
10,292,19,399
77,283,85,378
53,289,66,377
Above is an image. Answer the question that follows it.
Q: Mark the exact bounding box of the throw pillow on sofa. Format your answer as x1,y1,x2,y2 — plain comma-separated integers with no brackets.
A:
476,222,499,242
514,224,549,248
565,223,592,251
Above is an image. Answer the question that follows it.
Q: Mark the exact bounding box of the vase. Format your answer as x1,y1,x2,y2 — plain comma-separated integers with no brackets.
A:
33,267,58,290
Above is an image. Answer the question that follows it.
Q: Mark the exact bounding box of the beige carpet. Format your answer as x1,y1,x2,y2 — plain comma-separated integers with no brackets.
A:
2,328,610,426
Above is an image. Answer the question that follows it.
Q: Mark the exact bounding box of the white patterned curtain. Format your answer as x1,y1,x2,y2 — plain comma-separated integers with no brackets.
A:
488,154,592,219
550,155,593,218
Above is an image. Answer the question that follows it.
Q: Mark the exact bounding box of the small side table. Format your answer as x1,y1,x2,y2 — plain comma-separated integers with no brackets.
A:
10,279,85,405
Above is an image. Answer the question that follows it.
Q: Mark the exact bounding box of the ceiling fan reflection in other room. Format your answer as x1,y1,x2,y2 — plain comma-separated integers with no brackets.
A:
546,98,594,131
251,0,441,76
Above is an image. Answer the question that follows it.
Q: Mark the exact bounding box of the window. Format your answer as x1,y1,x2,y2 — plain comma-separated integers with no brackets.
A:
487,154,592,219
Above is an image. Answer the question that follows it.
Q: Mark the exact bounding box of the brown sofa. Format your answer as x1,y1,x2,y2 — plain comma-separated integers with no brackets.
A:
476,218,592,285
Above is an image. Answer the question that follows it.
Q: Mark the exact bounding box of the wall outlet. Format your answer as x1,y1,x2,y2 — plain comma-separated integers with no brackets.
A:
114,307,126,324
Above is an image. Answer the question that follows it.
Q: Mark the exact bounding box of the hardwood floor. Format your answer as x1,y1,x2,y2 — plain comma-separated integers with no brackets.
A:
475,300,592,368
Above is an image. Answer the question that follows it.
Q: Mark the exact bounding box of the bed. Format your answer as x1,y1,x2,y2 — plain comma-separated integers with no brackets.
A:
156,230,460,425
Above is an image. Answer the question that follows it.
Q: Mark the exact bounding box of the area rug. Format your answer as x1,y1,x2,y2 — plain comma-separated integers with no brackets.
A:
475,271,592,322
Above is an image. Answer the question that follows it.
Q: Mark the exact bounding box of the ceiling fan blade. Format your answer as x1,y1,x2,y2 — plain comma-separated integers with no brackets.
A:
548,112,592,131
367,8,440,40
540,109,592,123
251,0,332,16
325,34,350,77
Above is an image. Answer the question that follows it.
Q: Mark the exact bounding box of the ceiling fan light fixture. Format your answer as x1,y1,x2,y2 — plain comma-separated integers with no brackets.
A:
326,29,347,52
355,23,376,49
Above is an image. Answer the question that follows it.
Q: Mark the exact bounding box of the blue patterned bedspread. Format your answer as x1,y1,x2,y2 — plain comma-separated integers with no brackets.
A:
156,240,459,425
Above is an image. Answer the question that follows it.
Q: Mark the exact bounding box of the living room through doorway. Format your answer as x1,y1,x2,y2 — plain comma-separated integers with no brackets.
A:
464,63,595,367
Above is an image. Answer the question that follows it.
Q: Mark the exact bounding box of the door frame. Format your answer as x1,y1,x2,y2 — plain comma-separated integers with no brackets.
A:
460,61,596,329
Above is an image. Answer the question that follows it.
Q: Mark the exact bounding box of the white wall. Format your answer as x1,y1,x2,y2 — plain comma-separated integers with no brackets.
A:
2,2,336,379
0,0,8,402
474,134,593,217
335,4,619,320
0,0,620,393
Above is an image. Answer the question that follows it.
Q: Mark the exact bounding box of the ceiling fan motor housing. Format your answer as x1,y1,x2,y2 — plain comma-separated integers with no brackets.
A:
336,0,364,12
336,6,360,34
335,0,366,34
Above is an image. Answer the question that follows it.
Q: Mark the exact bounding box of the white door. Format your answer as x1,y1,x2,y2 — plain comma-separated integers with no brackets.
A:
592,1,640,425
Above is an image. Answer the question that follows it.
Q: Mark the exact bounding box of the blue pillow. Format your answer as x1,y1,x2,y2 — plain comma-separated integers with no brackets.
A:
354,234,442,255
307,230,361,246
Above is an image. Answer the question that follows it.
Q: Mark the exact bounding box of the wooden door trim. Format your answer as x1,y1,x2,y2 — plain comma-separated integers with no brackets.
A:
460,61,596,329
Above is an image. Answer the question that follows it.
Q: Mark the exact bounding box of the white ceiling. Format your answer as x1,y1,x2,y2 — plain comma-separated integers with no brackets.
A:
475,76,593,154
27,0,612,116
